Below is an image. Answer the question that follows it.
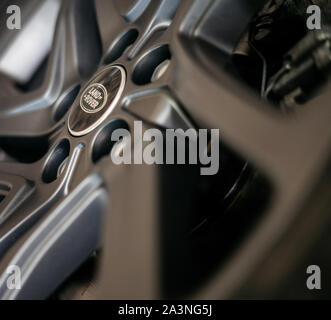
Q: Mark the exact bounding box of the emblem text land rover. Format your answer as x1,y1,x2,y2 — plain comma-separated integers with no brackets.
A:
80,83,108,114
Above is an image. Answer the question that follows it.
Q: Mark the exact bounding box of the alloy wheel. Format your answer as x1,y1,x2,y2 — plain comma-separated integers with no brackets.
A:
0,0,331,300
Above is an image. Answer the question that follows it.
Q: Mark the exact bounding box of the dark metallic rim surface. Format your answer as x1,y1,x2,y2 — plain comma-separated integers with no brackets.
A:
0,0,330,300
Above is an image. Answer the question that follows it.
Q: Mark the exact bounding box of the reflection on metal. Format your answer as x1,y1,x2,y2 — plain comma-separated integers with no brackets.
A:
0,0,61,83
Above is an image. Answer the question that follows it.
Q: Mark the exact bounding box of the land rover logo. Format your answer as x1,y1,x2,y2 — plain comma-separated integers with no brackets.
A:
68,65,126,137
80,83,108,113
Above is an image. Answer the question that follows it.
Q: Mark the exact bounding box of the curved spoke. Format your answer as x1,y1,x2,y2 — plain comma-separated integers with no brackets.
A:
0,173,34,226
94,0,129,56
122,84,194,130
97,163,161,299
127,0,182,59
97,133,211,299
0,174,105,300
166,1,331,192
0,141,85,259
0,0,101,138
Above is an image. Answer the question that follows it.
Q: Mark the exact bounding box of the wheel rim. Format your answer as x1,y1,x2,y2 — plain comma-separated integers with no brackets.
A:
0,0,331,300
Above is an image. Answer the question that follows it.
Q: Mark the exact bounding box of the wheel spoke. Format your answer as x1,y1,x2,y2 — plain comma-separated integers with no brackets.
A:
0,0,101,138
97,145,208,299
97,163,161,299
94,0,129,56
0,173,34,226
123,86,194,130
0,174,105,300
166,2,331,192
127,0,182,59
0,141,85,259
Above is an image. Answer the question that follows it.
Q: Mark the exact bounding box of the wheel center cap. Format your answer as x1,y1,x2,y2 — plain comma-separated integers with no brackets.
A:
68,65,126,136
